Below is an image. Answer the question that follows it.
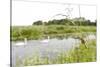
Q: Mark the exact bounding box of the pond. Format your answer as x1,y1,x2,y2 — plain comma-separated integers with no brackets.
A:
11,34,96,67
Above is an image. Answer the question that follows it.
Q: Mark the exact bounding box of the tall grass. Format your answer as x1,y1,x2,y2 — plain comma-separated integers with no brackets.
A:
14,40,96,66
11,25,96,41
63,40,96,63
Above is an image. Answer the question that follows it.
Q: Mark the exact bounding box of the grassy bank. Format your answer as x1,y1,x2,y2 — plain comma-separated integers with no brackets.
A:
62,40,96,63
11,25,96,41
17,40,96,66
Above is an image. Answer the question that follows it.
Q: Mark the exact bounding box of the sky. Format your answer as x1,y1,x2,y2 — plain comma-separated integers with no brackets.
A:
12,0,97,26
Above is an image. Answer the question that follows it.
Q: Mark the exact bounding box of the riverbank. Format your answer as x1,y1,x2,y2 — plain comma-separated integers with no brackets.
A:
21,39,96,66
11,25,96,41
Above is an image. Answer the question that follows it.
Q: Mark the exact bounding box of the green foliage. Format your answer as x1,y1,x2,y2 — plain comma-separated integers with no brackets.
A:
11,25,96,41
33,17,96,26
20,40,96,66
33,20,43,25
11,26,43,41
21,28,42,40
11,17,96,41
65,40,96,63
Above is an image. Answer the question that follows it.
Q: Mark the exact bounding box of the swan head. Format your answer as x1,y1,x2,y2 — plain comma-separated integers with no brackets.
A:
47,36,50,39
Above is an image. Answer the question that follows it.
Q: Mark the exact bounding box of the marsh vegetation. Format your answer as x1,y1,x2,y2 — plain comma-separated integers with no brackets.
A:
15,39,96,67
11,18,96,67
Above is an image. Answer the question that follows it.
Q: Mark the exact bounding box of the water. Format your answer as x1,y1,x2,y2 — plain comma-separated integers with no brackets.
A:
11,34,96,67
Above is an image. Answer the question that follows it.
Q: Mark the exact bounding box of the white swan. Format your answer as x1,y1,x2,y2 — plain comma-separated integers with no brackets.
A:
41,36,50,43
15,38,27,46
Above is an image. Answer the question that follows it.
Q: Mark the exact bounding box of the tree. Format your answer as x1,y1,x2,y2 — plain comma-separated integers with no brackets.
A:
33,20,43,25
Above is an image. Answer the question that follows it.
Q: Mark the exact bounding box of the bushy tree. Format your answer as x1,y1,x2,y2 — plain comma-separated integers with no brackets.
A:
33,20,43,25
32,17,96,26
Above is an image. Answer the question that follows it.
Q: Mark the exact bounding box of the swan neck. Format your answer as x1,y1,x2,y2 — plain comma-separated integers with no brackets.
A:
24,38,27,44
48,36,50,40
